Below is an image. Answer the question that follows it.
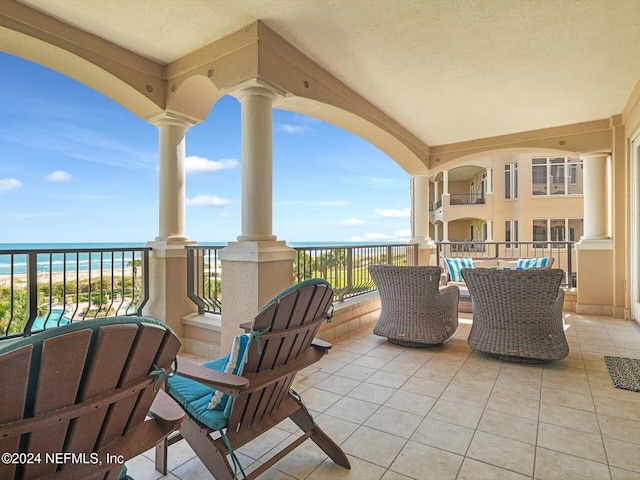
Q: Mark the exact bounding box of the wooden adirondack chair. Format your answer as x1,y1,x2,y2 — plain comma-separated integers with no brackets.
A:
0,316,184,480
155,278,351,479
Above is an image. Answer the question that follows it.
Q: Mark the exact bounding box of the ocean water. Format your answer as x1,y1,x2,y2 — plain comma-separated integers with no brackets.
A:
0,241,377,276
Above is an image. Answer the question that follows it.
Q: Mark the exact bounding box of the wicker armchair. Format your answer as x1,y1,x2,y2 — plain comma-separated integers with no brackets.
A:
369,265,459,347
461,268,568,363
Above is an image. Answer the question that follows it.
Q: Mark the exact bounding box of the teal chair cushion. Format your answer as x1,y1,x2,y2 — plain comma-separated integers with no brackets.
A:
167,334,250,431
167,355,230,431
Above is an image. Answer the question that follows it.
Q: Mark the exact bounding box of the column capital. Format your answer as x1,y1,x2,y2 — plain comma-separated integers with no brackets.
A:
148,112,197,129
230,79,282,102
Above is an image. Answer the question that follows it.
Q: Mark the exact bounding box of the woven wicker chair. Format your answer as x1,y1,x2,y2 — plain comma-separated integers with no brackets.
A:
369,265,459,347
461,268,568,363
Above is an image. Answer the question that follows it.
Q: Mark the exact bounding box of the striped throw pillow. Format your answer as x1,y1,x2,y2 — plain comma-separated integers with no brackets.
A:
516,257,549,269
445,257,474,282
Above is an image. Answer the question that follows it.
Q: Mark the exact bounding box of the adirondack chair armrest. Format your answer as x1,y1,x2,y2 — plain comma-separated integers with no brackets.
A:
311,338,332,351
177,358,250,396
149,390,186,427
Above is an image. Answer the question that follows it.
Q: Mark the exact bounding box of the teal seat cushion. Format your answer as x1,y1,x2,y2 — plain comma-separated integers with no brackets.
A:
167,355,230,431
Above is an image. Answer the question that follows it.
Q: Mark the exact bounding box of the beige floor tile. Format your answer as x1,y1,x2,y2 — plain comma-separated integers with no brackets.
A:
384,389,436,417
268,440,330,479
605,437,640,473
537,422,607,463
599,414,640,445
611,466,640,480
380,358,426,376
390,441,463,480
364,405,423,439
411,417,474,455
440,383,490,409
539,402,600,434
341,426,406,468
347,381,397,404
477,409,538,445
486,390,540,421
365,370,410,389
306,456,385,479
334,364,378,381
313,374,361,395
427,398,484,429
534,447,611,480
351,354,391,370
327,350,362,364
299,386,343,413
594,395,640,421
467,431,535,476
381,470,414,480
365,345,405,360
457,458,531,480
170,456,216,480
314,413,360,445
540,385,595,412
324,396,380,424
400,375,449,398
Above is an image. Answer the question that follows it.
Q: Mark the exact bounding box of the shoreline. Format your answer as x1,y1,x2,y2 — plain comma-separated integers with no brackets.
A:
0,268,136,288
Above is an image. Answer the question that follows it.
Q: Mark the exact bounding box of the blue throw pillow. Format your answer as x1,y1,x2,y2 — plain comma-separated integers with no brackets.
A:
445,257,474,282
516,257,549,269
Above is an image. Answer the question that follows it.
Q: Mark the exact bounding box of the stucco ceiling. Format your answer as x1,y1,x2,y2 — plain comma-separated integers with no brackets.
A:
18,0,640,146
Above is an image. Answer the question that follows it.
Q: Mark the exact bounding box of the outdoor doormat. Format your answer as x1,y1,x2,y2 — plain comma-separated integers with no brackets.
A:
604,356,640,392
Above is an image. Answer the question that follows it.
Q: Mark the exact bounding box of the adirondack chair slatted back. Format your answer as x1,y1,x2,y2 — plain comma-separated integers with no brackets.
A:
226,281,333,436
0,317,180,480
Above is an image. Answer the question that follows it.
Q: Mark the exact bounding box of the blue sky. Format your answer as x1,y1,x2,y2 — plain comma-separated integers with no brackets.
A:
0,52,411,244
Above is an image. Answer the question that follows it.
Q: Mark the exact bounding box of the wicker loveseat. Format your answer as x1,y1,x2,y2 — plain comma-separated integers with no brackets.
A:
461,268,568,363
369,265,459,347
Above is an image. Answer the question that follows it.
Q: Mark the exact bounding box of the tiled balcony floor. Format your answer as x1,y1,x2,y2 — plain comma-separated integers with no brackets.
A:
129,312,640,479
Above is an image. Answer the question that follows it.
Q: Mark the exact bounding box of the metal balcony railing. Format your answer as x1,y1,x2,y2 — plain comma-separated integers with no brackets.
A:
0,246,150,338
449,193,486,205
185,243,420,312
436,241,576,288
294,243,419,302
186,245,223,314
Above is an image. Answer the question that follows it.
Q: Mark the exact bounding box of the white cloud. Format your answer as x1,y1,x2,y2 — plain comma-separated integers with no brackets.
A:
277,124,311,134
364,232,395,240
46,170,74,182
186,195,232,207
340,218,367,226
0,178,22,193
185,156,239,174
394,229,412,237
375,208,411,218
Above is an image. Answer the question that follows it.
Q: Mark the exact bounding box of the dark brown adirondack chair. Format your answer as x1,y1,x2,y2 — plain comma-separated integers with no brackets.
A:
155,278,350,479
0,316,184,480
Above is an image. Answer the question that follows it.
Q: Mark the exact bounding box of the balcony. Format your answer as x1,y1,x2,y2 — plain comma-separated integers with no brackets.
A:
1,243,638,479
129,311,640,479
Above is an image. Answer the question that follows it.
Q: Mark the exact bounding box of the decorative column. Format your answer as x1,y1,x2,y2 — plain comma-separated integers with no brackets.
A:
442,170,450,195
443,221,450,242
485,168,493,194
410,174,431,242
581,152,609,240
433,180,440,207
576,151,614,316
155,115,191,242
146,114,198,338
237,86,277,241
220,85,295,353
410,174,436,265
485,221,493,241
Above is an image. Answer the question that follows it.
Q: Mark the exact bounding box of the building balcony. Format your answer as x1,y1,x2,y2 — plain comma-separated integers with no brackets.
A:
130,311,640,479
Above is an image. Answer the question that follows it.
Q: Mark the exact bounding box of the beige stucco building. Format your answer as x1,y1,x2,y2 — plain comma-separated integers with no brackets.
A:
1,1,640,348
